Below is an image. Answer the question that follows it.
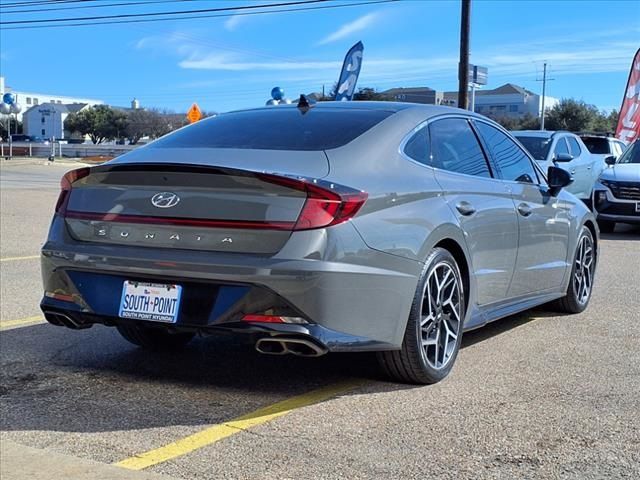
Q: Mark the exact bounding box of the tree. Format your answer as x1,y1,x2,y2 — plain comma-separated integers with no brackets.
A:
353,87,392,101
124,109,171,144
544,99,615,133
65,105,128,144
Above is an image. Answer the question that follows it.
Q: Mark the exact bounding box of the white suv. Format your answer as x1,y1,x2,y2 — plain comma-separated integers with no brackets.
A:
512,130,602,203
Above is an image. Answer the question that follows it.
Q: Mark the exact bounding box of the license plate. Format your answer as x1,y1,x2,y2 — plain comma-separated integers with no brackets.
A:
119,281,182,323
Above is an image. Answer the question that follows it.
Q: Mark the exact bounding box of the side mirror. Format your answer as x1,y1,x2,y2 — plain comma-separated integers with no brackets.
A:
553,152,573,162
604,155,616,166
547,166,573,196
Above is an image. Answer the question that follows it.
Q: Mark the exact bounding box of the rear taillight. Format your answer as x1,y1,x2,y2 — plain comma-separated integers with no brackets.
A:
258,174,368,231
55,167,90,214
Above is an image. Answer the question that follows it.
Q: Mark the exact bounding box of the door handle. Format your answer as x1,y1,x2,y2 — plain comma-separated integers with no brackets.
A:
455,201,476,216
587,166,592,170
517,203,532,217
570,169,576,174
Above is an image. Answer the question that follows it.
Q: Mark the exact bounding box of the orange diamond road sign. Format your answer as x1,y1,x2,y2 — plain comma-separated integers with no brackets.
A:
186,103,202,123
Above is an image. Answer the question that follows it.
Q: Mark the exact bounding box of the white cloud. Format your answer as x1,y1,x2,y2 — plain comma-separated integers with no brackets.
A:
316,12,379,46
224,15,243,31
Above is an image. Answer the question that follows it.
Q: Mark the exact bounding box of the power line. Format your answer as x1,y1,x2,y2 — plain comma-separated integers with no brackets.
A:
0,0,328,24
1,0,205,14
0,0,92,8
1,0,397,30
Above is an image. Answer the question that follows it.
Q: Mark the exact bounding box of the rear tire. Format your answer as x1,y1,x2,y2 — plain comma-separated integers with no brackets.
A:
597,219,615,233
117,323,194,351
377,248,465,384
551,226,596,314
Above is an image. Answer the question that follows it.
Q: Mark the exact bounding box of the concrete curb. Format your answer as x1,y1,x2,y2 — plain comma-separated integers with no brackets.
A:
0,440,175,480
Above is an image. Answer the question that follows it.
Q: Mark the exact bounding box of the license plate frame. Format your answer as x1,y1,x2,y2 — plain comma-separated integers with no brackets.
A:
119,281,182,323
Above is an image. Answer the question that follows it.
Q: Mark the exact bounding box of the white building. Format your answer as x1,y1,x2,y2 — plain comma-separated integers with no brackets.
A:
443,83,559,118
22,103,89,140
0,76,103,121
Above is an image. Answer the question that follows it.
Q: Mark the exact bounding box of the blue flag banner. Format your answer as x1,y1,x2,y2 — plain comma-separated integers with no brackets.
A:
334,41,364,102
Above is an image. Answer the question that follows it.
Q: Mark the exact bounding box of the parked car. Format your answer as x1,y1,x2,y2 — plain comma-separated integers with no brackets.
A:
512,130,601,204
579,133,627,161
40,102,598,384
592,138,640,232
9,134,46,143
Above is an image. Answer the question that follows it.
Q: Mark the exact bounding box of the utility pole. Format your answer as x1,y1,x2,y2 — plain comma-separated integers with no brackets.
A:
537,62,554,130
457,0,471,110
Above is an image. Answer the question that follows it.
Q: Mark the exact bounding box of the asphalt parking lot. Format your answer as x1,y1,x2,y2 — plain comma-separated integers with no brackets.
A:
1,161,639,480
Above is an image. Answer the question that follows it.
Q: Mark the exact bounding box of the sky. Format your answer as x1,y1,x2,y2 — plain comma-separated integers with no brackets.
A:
1,0,638,114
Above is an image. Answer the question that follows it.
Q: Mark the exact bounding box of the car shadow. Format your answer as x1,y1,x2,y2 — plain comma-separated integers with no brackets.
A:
599,223,640,240
0,307,555,437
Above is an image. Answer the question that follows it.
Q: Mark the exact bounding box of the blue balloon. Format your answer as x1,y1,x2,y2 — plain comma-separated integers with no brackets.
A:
3,93,15,105
271,87,284,101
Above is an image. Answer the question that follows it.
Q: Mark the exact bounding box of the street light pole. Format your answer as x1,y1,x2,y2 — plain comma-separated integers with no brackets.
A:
540,62,547,130
458,0,471,110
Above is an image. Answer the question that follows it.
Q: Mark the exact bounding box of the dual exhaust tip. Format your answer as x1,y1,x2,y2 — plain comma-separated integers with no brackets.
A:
43,311,90,330
255,337,328,358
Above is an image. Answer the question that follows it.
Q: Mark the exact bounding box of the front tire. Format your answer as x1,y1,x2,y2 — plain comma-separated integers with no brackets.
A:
377,248,465,384
551,226,596,313
117,323,195,351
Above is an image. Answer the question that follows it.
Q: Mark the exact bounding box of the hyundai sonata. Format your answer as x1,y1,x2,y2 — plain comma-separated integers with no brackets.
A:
40,102,598,384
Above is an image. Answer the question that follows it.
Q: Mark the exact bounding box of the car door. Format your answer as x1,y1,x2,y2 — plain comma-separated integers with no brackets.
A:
428,117,519,306
473,121,570,298
567,135,597,195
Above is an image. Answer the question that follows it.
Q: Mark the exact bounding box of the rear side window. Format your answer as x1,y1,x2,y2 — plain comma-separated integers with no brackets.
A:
567,137,582,157
150,108,394,151
581,136,610,154
403,126,430,165
475,122,538,183
428,119,491,178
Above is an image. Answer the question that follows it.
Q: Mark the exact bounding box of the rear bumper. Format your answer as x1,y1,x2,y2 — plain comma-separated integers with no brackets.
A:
40,216,422,351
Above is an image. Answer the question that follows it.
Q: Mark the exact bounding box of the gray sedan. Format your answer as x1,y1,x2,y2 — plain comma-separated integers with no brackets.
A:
40,102,598,384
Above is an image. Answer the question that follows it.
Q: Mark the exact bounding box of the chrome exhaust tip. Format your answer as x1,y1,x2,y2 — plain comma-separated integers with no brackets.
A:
255,337,328,357
43,311,91,330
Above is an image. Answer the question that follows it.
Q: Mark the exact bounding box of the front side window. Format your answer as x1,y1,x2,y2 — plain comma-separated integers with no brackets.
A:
403,126,430,165
428,118,491,178
475,122,537,183
553,137,570,158
567,137,582,157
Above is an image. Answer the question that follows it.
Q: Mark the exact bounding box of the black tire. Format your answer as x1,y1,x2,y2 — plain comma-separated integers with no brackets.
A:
597,219,615,233
377,248,465,384
551,226,596,314
117,323,194,351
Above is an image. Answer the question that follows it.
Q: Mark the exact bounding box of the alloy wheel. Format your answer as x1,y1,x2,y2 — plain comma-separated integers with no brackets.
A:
573,233,595,305
419,262,463,370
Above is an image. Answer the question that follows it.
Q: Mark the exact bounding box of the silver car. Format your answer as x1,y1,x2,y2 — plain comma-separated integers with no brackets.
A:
40,102,598,384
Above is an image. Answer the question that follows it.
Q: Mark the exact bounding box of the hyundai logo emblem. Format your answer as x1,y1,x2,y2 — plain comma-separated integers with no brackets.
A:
151,192,180,208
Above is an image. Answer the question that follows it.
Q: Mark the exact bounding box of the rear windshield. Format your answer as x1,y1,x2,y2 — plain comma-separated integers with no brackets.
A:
580,137,610,154
513,136,552,160
150,107,394,151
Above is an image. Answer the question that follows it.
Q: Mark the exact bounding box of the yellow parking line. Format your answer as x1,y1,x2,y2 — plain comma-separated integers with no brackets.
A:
0,255,39,263
0,316,45,331
115,379,365,471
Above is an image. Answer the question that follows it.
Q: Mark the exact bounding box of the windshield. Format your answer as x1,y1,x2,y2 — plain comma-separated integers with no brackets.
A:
617,140,640,164
581,137,610,154
513,136,551,160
